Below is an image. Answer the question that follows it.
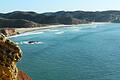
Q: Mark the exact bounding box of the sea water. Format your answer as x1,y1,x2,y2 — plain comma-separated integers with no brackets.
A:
11,23,120,80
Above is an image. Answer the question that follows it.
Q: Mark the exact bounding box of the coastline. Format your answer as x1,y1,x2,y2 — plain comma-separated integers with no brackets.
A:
8,24,72,38
15,24,72,34
15,22,111,33
7,22,112,38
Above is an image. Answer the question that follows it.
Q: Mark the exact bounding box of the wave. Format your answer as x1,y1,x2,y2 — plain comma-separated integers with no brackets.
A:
47,29,60,32
40,29,59,32
55,31,64,34
9,31,44,38
72,29,81,32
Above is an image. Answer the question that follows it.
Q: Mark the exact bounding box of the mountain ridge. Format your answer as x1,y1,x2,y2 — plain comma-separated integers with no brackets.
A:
0,10,120,28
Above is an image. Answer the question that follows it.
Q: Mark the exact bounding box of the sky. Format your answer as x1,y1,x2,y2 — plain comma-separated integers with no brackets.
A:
1,0,120,13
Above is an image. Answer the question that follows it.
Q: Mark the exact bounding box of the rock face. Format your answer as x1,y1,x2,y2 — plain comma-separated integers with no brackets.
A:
0,28,19,36
17,71,32,80
0,34,32,80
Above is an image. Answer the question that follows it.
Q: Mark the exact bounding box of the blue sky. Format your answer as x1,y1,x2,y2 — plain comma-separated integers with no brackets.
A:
1,0,120,13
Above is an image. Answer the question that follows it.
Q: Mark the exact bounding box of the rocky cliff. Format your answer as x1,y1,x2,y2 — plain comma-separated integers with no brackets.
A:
0,34,32,80
0,28,19,36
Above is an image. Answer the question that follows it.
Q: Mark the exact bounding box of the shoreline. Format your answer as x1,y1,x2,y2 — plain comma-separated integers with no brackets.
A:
15,24,73,34
6,22,112,38
8,24,72,38
15,22,111,33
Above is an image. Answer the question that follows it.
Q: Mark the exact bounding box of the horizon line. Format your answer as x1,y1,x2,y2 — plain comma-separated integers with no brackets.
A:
1,10,120,14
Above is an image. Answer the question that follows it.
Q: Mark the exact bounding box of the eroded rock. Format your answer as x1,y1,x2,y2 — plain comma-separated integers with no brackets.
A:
0,33,32,80
0,28,19,37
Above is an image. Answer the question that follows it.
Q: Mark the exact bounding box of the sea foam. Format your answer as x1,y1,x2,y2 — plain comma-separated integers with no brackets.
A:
9,31,44,38
55,31,64,34
16,41,44,45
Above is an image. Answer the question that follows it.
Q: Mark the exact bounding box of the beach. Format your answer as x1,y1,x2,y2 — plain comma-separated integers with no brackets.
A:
15,25,73,34
6,22,111,38
14,22,111,34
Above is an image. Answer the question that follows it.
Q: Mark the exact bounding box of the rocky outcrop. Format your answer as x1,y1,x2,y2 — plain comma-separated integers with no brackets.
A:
17,71,32,80
0,28,19,36
0,34,32,80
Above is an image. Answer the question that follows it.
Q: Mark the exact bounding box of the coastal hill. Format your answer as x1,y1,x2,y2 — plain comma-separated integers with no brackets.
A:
0,18,40,28
0,10,120,28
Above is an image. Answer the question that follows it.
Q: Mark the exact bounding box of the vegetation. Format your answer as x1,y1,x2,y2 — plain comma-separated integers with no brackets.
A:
0,10,120,28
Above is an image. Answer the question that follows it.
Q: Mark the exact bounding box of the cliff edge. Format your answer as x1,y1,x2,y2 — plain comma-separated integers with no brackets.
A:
0,34,32,80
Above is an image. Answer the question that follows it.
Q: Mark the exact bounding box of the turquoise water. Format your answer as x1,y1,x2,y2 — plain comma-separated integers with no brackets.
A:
11,23,120,80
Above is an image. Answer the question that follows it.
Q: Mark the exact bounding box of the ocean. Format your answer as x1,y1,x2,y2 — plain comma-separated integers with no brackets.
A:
11,23,120,80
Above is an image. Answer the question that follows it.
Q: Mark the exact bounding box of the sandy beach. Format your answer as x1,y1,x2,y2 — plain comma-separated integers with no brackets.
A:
5,22,111,38
15,25,72,34
15,22,104,34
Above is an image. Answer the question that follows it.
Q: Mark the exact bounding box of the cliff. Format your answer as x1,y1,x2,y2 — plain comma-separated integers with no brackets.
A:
0,34,32,80
0,28,19,36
